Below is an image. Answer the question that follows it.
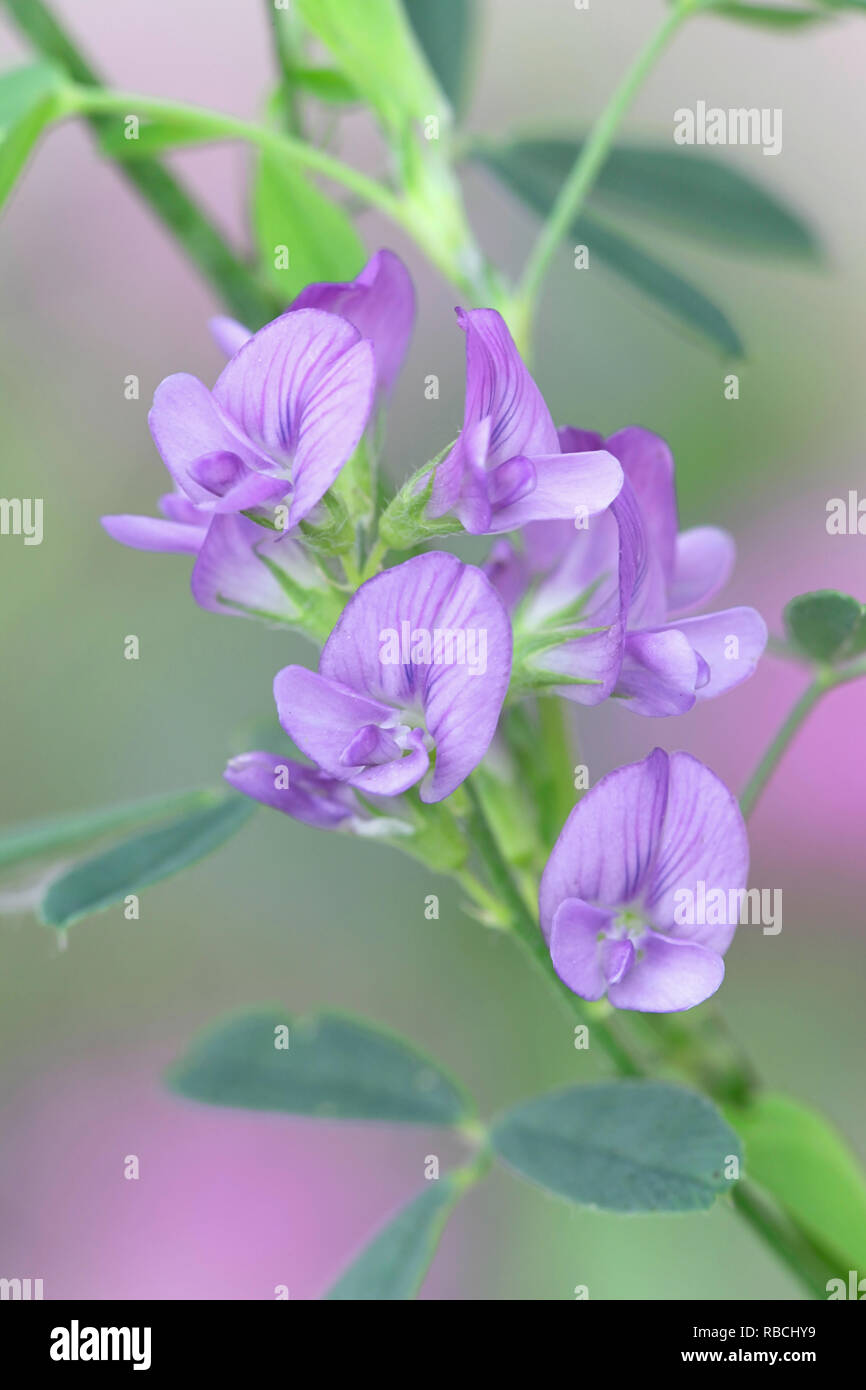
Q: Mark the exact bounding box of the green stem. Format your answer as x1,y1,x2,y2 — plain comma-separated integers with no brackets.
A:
2,0,277,328
513,0,697,349
740,658,866,819
731,1185,834,1302
464,777,644,1077
67,86,489,303
265,0,304,136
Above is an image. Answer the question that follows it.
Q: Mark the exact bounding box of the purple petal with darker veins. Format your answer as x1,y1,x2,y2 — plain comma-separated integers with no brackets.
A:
209,315,253,357
549,898,614,1001
290,249,415,396
668,526,736,615
320,551,512,801
212,308,375,527
606,427,678,582
539,748,670,939
607,933,725,1012
456,307,560,465
101,513,205,555
643,749,749,953
224,751,357,829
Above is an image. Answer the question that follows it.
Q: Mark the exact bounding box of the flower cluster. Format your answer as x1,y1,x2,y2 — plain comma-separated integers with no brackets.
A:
103,251,766,1012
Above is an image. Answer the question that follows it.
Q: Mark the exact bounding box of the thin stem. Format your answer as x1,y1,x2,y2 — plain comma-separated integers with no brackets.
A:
513,0,697,347
731,1185,835,1301
464,777,645,1076
740,658,866,819
265,0,303,136
69,86,403,220
2,0,277,328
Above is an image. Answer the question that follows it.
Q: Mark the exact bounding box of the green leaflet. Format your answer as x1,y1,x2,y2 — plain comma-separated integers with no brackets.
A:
0,786,221,871
252,149,365,300
784,590,866,663
0,61,69,211
402,0,477,116
40,796,255,928
492,1081,742,1213
729,1092,866,1273
325,1174,467,1299
168,1008,475,1126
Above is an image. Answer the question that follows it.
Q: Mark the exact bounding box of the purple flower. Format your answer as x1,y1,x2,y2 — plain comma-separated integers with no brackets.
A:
539,748,749,1012
427,309,623,535
272,551,512,802
102,306,375,554
490,426,766,715
189,513,330,623
210,249,415,399
224,752,406,835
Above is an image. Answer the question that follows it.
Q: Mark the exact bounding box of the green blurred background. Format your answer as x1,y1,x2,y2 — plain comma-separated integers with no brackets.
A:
0,0,864,1299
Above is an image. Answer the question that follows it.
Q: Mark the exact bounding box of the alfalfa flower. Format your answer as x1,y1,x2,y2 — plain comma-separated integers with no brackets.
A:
102,306,375,544
272,551,512,802
494,426,767,714
426,309,623,535
539,748,749,1012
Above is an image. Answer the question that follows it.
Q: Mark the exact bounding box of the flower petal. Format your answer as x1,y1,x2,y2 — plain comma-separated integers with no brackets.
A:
273,666,397,778
190,513,320,621
148,373,267,504
607,933,725,1012
487,449,623,532
668,526,736,616
212,308,376,527
539,748,670,937
549,898,614,1001
209,315,253,357
319,551,512,802
644,750,749,952
223,751,357,828
670,607,768,701
606,426,678,582
616,627,700,716
101,513,204,555
290,248,415,396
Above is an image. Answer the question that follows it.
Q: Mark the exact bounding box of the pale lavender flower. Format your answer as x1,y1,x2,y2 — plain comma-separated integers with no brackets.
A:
224,753,381,832
272,552,512,802
539,748,749,1012
210,248,415,398
102,306,375,550
427,309,623,535
490,426,766,715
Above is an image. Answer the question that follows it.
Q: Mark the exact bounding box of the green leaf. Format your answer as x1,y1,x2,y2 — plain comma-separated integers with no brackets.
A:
491,1081,741,1212
168,1008,474,1125
729,1093,866,1271
39,795,254,927
783,589,864,662
325,1175,465,1299
475,144,743,356
403,0,477,116
294,0,445,133
579,211,744,356
488,138,818,259
708,3,830,28
290,66,359,105
0,61,68,211
252,150,365,299
0,786,222,872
